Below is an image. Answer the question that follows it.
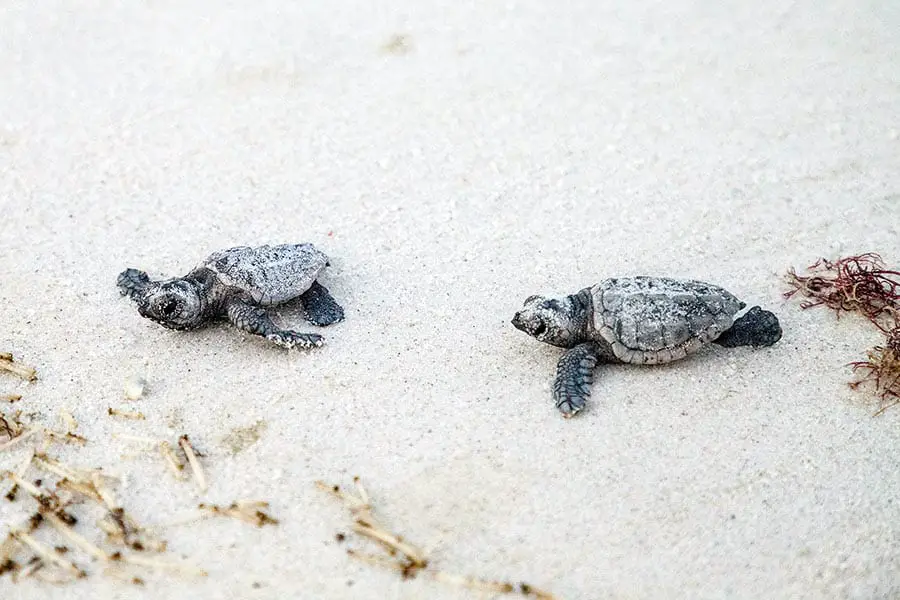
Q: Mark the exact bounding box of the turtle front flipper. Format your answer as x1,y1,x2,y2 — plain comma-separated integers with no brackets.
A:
117,268,151,300
553,342,600,418
714,306,782,348
226,299,323,350
300,281,345,326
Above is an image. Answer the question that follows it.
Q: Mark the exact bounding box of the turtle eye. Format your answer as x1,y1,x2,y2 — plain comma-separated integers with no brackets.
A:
533,322,547,337
161,299,178,317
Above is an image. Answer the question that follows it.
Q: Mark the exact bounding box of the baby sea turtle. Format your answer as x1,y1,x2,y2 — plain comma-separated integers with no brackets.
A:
117,244,344,349
512,276,782,417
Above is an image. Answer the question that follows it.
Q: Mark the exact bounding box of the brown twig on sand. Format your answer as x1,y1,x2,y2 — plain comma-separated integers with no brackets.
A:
178,435,207,493
318,477,557,598
107,407,146,421
198,501,279,527
0,354,37,382
2,395,21,403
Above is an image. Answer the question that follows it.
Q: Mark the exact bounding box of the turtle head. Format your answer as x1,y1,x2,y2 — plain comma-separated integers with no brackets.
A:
512,294,583,348
135,279,204,330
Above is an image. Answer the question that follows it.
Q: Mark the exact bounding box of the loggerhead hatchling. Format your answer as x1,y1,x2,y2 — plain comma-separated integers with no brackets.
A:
512,276,782,417
117,244,344,349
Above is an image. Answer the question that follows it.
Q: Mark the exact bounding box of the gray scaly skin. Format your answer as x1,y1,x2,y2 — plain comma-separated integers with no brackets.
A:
117,244,344,349
512,277,782,418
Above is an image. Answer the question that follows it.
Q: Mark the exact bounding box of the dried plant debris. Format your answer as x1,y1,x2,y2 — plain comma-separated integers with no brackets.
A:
198,501,279,527
0,453,205,584
0,410,25,441
1,378,279,586
318,477,557,599
0,353,37,382
785,253,900,329
786,253,900,412
178,435,207,493
108,407,146,420
113,435,192,482
850,328,900,414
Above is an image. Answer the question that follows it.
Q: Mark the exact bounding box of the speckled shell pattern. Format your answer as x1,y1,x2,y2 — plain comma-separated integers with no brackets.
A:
200,244,328,305
591,276,745,365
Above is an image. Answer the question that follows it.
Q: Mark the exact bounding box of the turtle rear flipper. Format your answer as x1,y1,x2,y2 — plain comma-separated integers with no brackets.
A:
714,306,782,348
300,281,345,326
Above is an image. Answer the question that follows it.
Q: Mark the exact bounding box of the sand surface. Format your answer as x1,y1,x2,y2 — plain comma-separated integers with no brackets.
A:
1,1,899,598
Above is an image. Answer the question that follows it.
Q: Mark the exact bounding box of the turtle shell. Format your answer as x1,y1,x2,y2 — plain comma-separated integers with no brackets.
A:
591,276,745,365
200,244,328,305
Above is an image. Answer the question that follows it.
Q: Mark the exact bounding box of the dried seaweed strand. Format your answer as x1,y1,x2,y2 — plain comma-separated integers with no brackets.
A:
785,253,900,331
786,254,900,412
849,327,900,414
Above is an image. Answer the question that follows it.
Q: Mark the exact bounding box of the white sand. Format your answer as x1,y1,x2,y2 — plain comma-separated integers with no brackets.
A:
1,1,899,598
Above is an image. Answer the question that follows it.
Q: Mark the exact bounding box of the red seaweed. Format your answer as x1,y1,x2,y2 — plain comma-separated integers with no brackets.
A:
849,327,900,415
784,253,900,332
786,254,900,414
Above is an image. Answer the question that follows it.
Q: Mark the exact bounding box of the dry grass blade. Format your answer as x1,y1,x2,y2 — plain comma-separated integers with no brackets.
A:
346,548,407,572
117,553,207,577
44,429,88,445
433,571,558,598
43,512,110,561
0,354,37,382
2,471,50,502
320,478,558,598
57,478,105,505
198,501,279,527
32,453,96,485
107,407,146,420
159,441,186,480
0,428,38,452
99,508,165,553
12,531,85,578
178,435,207,493
350,522,427,567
